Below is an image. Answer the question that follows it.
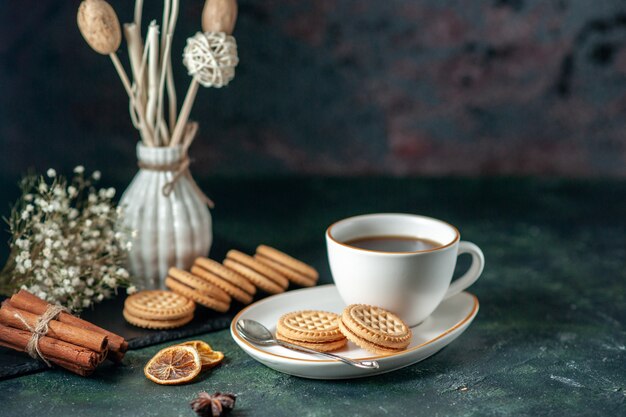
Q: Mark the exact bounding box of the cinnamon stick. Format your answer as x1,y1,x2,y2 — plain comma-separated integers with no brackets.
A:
0,340,96,376
50,357,96,377
0,302,108,353
107,348,125,363
0,323,101,370
10,290,128,353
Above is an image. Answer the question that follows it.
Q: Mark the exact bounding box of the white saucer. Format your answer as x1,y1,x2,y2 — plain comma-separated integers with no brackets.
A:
230,284,479,379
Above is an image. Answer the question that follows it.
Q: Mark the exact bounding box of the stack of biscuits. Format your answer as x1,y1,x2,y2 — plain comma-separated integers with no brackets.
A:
165,245,319,312
254,245,319,288
275,304,412,355
165,268,231,313
276,311,347,352
124,245,319,329
338,304,412,354
123,290,196,329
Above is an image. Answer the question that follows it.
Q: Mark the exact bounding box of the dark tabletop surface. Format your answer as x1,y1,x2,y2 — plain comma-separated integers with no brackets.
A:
0,176,624,417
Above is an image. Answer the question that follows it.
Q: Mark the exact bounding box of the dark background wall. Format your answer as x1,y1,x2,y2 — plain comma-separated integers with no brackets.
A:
1,0,626,182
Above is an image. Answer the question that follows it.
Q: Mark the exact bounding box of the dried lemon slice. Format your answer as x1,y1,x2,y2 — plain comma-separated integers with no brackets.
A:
144,345,201,385
199,350,224,369
178,340,224,370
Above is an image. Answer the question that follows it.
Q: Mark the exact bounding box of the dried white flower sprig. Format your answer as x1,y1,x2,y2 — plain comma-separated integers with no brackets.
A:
0,167,136,312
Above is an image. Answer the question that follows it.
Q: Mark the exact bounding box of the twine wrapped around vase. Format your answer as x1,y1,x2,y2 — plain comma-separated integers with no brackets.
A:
137,157,214,208
120,143,213,289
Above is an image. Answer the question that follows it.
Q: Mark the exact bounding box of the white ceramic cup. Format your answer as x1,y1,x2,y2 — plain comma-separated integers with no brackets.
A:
326,213,484,327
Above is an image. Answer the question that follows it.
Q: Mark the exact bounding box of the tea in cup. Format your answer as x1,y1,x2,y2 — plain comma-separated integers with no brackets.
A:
326,213,484,327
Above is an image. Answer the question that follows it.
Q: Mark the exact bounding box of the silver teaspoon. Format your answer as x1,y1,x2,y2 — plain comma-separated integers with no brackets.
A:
236,319,379,369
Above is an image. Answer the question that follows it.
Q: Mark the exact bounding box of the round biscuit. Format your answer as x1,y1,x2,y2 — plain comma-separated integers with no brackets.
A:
255,254,317,287
277,310,344,342
123,308,194,329
256,245,319,281
276,331,347,352
341,304,411,348
168,267,231,304
226,250,289,289
338,317,405,355
165,277,230,313
191,265,253,304
223,259,285,294
194,257,256,295
124,290,195,321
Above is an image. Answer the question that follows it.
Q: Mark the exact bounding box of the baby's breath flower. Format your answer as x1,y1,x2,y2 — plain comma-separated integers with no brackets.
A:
92,171,101,180
1,168,133,311
126,285,137,295
116,268,130,279
16,239,29,249
74,165,85,174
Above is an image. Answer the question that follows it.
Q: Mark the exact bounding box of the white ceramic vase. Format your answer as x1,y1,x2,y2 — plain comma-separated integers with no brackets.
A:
119,143,212,289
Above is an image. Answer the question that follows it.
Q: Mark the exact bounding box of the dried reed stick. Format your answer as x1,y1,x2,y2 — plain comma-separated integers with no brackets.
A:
123,23,146,106
155,34,173,145
146,22,160,143
134,0,143,27
170,79,199,146
110,53,153,146
165,0,180,132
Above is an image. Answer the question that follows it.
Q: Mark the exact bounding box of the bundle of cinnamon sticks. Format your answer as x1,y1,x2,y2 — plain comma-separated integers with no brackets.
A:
0,290,128,376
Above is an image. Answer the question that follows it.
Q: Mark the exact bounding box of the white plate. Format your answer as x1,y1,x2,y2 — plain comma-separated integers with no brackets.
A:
230,284,479,379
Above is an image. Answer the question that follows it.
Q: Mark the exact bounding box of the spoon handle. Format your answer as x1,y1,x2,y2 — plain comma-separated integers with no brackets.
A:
275,339,379,369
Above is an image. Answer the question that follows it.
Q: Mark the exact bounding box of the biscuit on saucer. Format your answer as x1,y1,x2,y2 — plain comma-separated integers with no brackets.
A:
276,310,346,352
338,304,411,354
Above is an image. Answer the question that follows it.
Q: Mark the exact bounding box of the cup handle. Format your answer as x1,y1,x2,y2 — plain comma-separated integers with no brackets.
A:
444,241,485,299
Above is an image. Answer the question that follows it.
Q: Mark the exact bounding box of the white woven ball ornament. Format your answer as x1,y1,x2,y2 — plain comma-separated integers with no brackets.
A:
183,31,239,88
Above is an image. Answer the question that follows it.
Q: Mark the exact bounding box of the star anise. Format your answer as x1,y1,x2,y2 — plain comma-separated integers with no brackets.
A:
190,392,237,417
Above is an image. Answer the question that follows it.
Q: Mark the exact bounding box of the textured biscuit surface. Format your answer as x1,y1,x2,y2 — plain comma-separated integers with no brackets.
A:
168,267,231,304
194,257,256,295
256,245,319,281
191,265,254,304
227,250,289,289
223,259,285,294
276,331,347,352
338,304,412,353
337,318,404,354
277,310,344,342
255,254,316,287
165,277,230,313
124,290,195,321
123,309,194,329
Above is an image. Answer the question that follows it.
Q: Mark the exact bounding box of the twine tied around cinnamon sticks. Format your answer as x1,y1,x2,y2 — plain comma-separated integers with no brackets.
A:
137,157,215,208
13,304,67,366
0,290,128,376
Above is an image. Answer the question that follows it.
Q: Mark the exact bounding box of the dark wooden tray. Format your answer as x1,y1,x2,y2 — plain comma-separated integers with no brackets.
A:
0,291,239,379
